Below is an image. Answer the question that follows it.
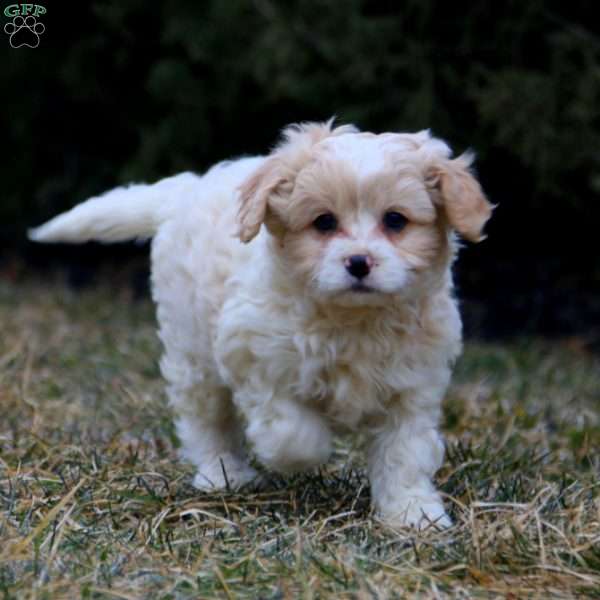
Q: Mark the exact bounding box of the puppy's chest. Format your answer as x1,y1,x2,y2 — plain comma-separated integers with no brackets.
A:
292,329,402,428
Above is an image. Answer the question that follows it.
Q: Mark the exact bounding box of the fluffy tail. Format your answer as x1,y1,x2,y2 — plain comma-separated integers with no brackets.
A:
29,172,198,244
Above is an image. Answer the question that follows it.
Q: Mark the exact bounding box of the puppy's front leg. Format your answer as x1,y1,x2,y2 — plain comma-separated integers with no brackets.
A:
368,403,451,529
241,394,333,474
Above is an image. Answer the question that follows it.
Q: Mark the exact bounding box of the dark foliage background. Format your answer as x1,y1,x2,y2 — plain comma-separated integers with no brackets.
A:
1,1,599,341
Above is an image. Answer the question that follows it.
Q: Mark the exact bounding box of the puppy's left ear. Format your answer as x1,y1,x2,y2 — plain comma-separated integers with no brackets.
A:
427,153,494,242
237,158,286,243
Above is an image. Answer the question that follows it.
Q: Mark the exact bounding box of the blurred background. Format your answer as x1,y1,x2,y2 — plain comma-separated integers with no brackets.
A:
2,0,598,344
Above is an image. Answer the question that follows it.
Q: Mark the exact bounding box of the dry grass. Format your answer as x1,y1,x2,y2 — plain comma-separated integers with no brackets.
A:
1,278,599,599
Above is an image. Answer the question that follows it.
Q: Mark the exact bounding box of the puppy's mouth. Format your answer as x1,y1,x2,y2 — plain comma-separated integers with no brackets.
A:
350,283,375,293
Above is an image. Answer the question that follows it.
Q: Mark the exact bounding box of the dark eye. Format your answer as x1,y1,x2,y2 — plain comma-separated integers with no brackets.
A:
313,213,338,233
383,211,408,231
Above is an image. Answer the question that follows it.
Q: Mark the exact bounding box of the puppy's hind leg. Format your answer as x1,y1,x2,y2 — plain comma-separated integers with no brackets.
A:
166,378,258,491
152,222,256,491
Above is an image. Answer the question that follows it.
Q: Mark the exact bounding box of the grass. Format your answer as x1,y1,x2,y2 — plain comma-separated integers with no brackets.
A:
1,278,599,599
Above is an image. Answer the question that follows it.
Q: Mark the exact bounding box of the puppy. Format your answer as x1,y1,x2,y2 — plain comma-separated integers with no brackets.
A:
30,120,492,529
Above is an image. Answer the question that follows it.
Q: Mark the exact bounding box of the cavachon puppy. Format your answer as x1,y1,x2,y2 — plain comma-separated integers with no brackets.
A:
30,120,493,529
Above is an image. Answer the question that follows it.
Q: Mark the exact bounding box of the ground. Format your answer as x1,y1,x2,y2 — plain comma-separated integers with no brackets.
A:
1,278,599,599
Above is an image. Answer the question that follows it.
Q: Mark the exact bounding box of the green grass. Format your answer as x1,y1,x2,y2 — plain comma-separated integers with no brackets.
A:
1,278,599,599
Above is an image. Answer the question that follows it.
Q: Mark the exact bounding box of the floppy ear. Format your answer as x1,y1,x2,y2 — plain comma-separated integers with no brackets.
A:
427,153,494,242
237,158,284,243
237,118,358,243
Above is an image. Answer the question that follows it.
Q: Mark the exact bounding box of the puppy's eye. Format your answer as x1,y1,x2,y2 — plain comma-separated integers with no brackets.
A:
383,211,408,232
313,213,338,233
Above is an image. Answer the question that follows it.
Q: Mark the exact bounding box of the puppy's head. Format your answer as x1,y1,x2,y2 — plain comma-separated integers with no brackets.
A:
238,120,493,306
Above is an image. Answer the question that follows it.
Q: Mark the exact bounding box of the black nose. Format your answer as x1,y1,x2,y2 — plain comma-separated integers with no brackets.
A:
345,255,371,279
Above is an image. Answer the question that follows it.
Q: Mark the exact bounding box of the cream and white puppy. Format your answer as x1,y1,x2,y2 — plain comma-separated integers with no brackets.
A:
30,120,492,528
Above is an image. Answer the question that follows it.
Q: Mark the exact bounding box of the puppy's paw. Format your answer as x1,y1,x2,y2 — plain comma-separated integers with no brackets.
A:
192,456,259,491
378,493,452,531
247,408,332,473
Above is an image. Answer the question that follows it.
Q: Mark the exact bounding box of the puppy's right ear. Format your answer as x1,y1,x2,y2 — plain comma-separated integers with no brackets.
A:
237,119,356,242
237,158,285,243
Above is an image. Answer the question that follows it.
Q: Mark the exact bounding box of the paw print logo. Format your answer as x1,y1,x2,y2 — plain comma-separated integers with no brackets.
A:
4,15,45,48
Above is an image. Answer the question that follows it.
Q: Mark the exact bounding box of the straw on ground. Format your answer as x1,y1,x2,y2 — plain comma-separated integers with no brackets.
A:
1,279,599,598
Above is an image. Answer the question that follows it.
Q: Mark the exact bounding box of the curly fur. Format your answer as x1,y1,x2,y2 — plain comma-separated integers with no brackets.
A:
29,120,493,529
